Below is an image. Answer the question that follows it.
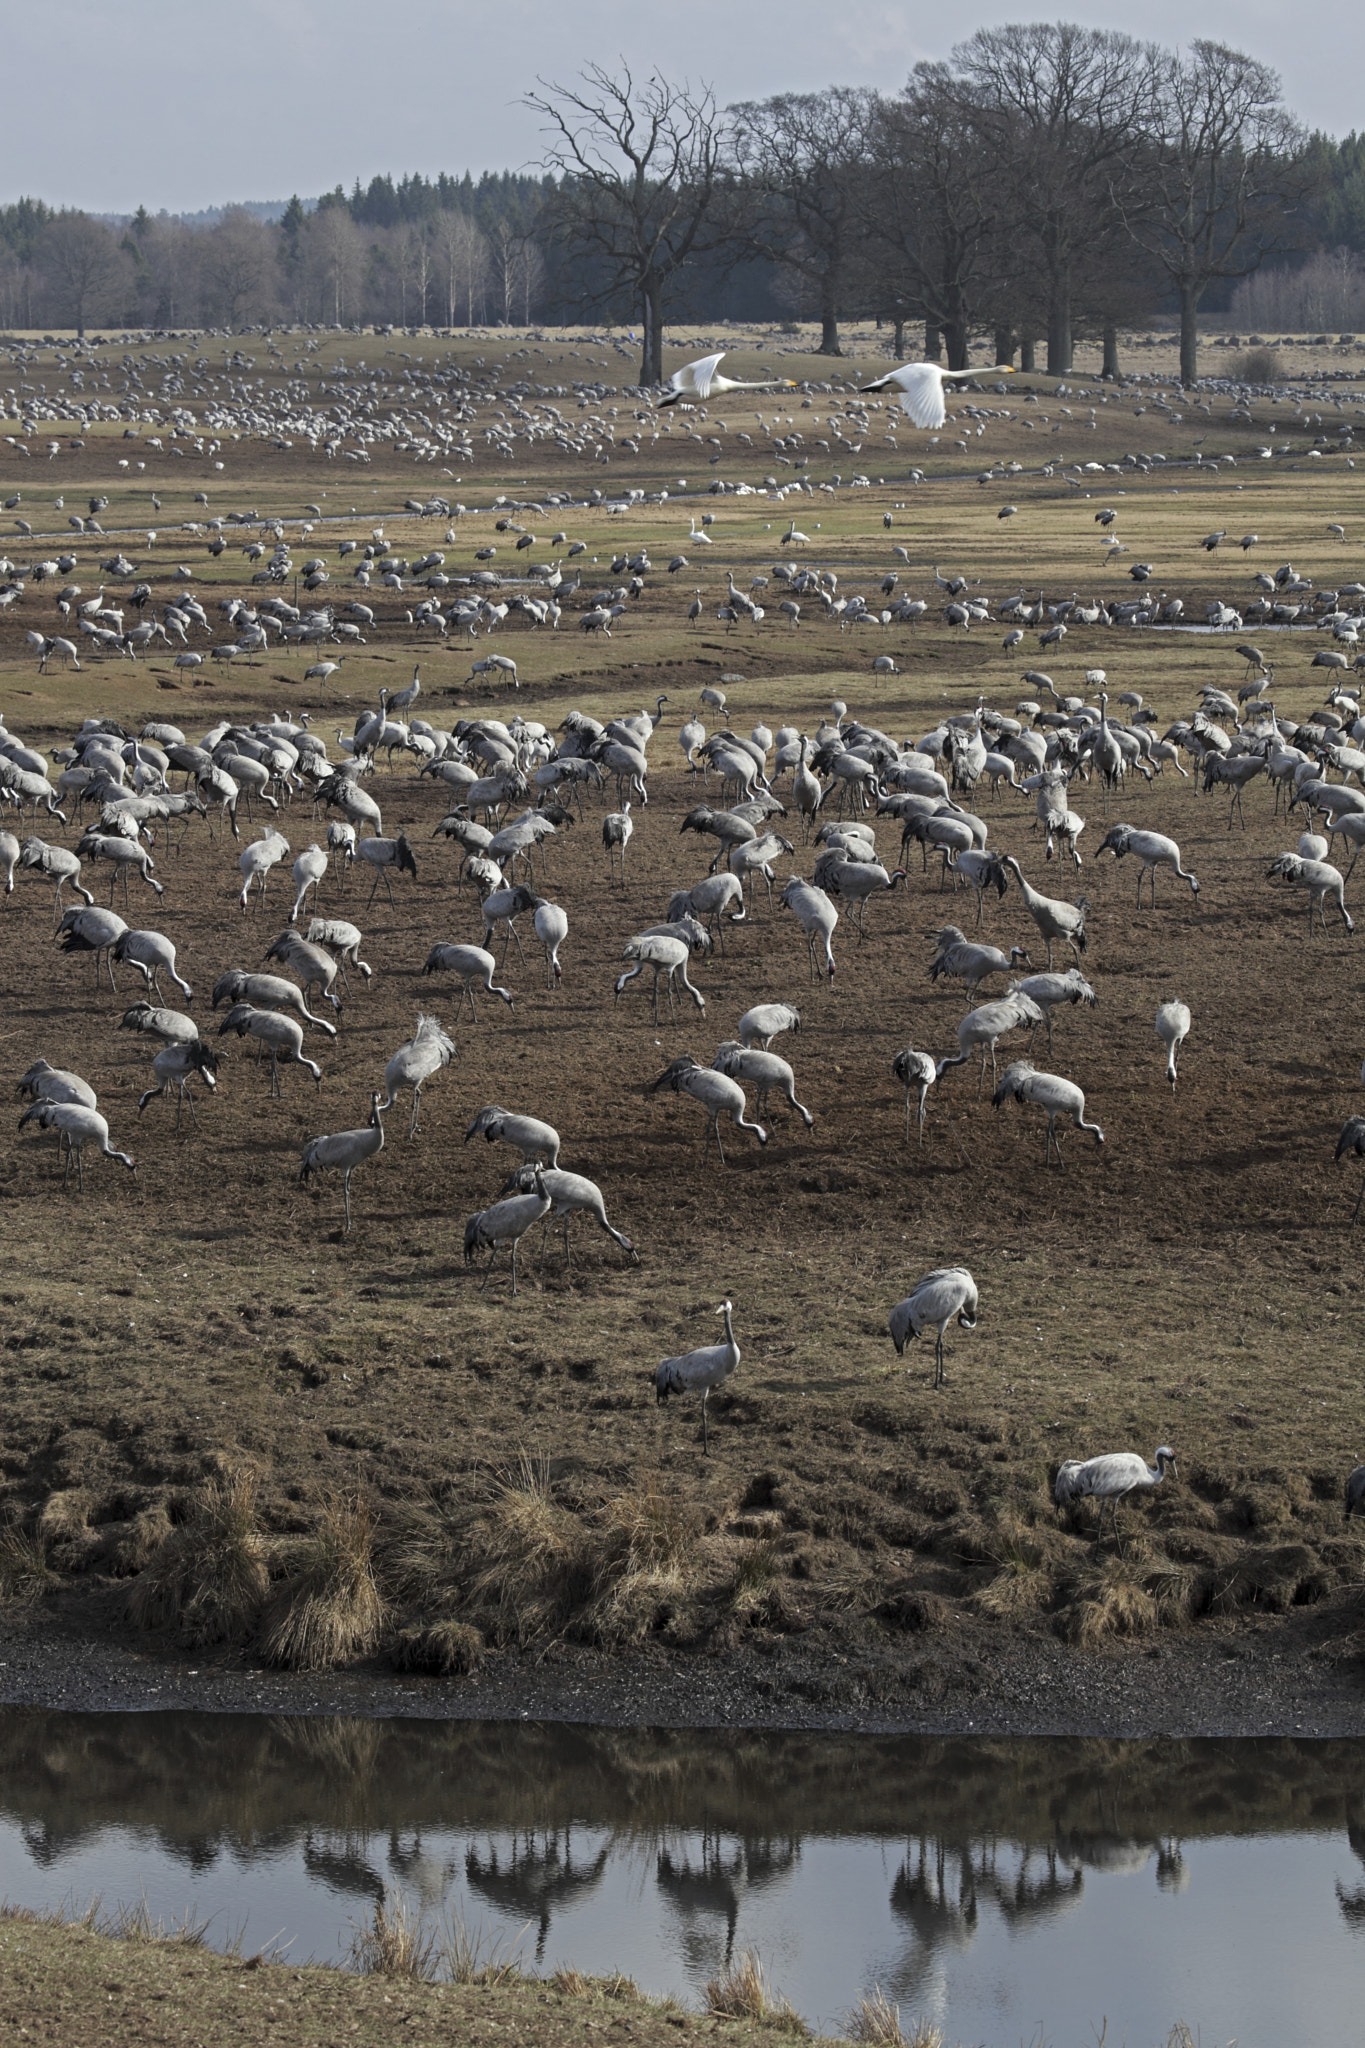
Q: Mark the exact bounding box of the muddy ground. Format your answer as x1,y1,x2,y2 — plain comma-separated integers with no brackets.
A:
0,326,1362,1729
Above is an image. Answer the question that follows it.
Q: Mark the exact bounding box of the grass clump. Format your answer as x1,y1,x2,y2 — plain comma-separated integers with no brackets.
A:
845,1988,942,2047
261,1492,384,1670
974,1512,1067,1619
127,1469,267,1645
574,1481,705,1646
347,1893,439,1981
1055,1550,1198,1646
443,1909,525,1987
704,1949,807,2034
386,1619,485,1675
0,1528,58,1605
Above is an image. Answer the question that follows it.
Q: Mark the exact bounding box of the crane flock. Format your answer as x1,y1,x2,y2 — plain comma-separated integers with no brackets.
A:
2,332,1363,1536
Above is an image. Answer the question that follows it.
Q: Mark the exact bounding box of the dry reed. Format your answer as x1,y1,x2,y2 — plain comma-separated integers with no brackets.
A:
260,1492,384,1670
127,1468,268,1645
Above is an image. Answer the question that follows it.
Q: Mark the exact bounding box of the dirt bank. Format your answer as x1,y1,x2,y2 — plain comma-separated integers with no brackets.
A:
2,1585,1361,1737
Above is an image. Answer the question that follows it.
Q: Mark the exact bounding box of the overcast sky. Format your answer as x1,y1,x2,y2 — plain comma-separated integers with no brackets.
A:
8,0,1360,215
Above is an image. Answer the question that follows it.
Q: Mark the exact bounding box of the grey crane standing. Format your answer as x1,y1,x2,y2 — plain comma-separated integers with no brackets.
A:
888,1269,978,1389
1054,1446,1177,1546
655,1299,741,1454
463,1165,552,1296
893,1047,937,1144
379,1014,456,1137
299,1092,386,1232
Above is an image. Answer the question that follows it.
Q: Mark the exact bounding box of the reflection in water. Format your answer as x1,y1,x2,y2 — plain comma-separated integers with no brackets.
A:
0,1712,1361,2045
465,1831,610,1960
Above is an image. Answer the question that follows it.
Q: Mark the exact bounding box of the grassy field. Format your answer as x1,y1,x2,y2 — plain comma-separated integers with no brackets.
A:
0,322,1363,1693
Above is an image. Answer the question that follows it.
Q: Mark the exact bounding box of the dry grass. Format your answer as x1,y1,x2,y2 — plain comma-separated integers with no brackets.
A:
844,1991,942,2048
347,1893,440,1981
442,1909,526,1987
385,1618,485,1674
575,1481,706,1645
0,1528,58,1605
127,1468,268,1646
260,1492,384,1670
705,1950,808,2035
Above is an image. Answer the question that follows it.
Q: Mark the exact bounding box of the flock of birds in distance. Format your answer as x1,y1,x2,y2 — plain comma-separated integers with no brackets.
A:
6,344,1365,1531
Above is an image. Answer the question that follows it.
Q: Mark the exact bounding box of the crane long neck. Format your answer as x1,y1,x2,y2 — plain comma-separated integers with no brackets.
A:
721,1303,737,1353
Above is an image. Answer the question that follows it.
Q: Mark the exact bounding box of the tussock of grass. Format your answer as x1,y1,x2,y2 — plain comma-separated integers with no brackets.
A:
260,1493,384,1670
574,1482,705,1646
347,1894,439,1981
386,1619,485,1675
103,1503,175,1578
551,1967,592,1997
975,1512,1068,1618
704,1950,807,2034
1055,1550,1201,1646
0,1528,57,1605
845,1989,942,2048
127,1468,268,1646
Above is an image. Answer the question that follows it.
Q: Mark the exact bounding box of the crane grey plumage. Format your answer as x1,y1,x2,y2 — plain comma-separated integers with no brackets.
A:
655,1299,740,1454
299,1091,385,1231
936,990,1044,1097
423,942,514,1020
110,927,193,1006
892,1046,937,1144
928,925,1032,1001
500,1162,637,1269
737,1002,800,1050
647,1054,767,1163
119,1001,199,1047
18,1101,135,1190
216,1002,322,1095
56,905,128,990
1012,968,1098,1053
993,1058,1104,1165
137,1040,218,1130
712,1040,813,1128
211,969,338,1037
602,801,633,885
357,831,417,909
998,855,1090,968
615,932,706,1024
464,1103,560,1167
1267,852,1355,934
307,917,372,992
1055,1446,1177,1544
1097,823,1199,904
17,1059,96,1110
463,1164,552,1295
380,1014,456,1137
888,1268,978,1389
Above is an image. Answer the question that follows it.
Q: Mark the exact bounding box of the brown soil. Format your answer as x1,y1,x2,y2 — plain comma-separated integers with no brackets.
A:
0,329,1363,1729
0,1914,829,2048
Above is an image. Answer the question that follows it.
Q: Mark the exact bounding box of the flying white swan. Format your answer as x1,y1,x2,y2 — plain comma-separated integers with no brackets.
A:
658,352,795,408
861,361,1012,431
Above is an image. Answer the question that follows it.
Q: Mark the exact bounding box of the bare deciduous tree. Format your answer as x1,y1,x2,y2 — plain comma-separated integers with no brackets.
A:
40,212,124,337
526,64,727,384
728,88,872,357
955,22,1155,373
1115,41,1313,385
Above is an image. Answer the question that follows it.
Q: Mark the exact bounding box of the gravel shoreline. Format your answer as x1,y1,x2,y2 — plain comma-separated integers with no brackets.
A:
3,1590,1363,1736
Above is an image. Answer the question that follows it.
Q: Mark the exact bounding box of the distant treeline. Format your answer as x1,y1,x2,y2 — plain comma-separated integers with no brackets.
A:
0,29,1361,381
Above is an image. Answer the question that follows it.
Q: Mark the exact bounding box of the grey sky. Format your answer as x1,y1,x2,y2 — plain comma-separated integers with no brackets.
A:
9,0,1360,215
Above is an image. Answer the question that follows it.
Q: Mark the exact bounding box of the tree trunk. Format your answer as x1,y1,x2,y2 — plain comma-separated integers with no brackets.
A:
1047,290,1072,374
893,317,905,356
994,327,1016,367
1102,321,1120,381
944,321,969,372
1178,283,1199,386
819,295,841,356
924,323,942,362
639,278,664,386
1020,335,1036,372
